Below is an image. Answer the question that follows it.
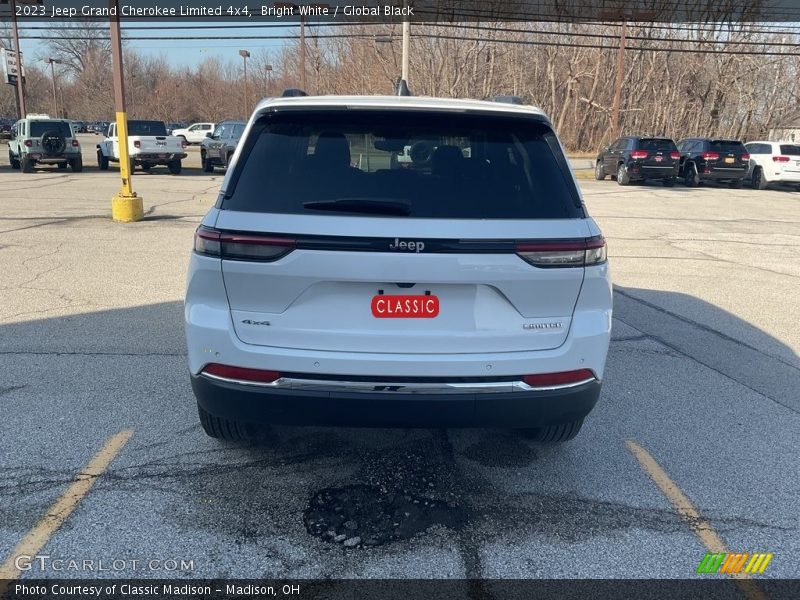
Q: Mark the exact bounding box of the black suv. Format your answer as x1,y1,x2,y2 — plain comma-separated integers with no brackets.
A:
200,120,246,172
595,136,680,186
676,138,749,187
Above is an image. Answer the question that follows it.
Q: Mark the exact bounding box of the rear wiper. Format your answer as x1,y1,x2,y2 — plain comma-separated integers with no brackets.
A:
303,198,411,216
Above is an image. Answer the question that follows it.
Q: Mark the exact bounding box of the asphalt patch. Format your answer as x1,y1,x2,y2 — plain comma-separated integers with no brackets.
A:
304,484,467,548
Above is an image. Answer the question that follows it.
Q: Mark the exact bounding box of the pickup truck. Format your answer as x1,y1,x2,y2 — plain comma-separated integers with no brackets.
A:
97,120,187,174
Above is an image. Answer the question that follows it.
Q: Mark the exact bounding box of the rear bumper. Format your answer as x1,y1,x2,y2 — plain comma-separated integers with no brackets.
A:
191,372,602,427
135,152,187,162
628,163,677,179
701,167,747,181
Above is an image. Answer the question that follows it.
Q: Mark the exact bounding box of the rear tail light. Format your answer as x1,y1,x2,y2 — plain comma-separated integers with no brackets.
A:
630,150,648,159
202,363,281,384
194,226,296,261
741,154,750,161
773,156,790,162
516,236,607,268
702,152,720,160
133,140,141,149
24,139,32,147
522,369,596,388
670,151,681,160
71,139,80,147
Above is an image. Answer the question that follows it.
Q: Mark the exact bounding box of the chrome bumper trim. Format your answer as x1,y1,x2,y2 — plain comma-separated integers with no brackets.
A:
199,373,597,393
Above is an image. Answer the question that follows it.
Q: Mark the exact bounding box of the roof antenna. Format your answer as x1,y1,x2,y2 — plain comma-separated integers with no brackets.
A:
396,78,413,97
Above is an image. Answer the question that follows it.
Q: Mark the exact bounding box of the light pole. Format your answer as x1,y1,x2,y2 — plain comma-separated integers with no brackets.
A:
109,0,143,222
264,63,273,96
45,58,60,117
239,49,250,118
401,3,410,85
7,0,43,119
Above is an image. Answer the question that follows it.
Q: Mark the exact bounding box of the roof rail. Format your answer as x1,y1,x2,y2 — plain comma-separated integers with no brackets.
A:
282,88,307,97
486,95,524,105
396,79,413,97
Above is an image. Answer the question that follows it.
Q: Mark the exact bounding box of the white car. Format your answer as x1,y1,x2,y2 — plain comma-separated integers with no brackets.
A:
744,141,800,189
171,122,215,144
185,94,612,442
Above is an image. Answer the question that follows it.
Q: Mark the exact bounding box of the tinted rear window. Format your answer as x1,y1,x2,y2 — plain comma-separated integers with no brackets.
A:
29,121,72,137
709,140,746,153
638,138,676,152
128,121,167,136
223,110,582,219
779,145,800,155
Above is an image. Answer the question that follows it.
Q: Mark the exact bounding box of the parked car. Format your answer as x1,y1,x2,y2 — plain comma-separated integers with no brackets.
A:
743,141,800,190
185,93,612,442
8,115,82,172
595,136,680,186
200,120,246,172
676,138,749,187
97,119,186,174
171,122,215,145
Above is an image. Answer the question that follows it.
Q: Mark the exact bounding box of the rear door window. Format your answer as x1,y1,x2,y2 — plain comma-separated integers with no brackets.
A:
779,145,800,156
223,110,583,220
29,121,72,138
638,138,677,152
128,121,167,136
709,140,746,153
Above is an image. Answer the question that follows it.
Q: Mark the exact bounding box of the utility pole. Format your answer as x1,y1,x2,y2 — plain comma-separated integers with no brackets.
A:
401,1,410,84
239,49,250,118
264,63,273,96
609,19,627,139
109,0,143,223
300,15,306,90
45,58,60,116
10,0,26,119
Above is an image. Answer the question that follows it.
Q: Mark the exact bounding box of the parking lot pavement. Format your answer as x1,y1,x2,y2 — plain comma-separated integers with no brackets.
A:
0,169,798,582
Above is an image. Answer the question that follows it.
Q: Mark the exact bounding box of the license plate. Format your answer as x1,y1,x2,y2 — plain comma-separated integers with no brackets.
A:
725,157,734,164
158,153,167,158
371,294,439,318
654,156,663,162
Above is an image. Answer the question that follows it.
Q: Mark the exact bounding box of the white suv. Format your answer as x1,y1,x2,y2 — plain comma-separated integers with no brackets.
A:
185,95,612,442
744,141,800,190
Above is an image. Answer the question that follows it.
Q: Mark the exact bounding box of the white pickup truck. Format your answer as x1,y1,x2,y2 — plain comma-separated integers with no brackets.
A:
97,120,187,174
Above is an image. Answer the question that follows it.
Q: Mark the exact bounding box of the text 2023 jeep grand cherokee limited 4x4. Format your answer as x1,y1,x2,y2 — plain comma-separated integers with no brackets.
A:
185,95,612,443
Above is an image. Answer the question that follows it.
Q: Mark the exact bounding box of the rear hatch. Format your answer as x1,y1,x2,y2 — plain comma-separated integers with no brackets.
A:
126,121,180,155
708,140,749,172
208,107,601,354
778,144,800,176
636,138,679,169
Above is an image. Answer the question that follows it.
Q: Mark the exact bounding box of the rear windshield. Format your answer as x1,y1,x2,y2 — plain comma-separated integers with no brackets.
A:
779,145,800,155
709,140,746,153
29,121,72,138
638,138,676,151
128,121,167,136
223,110,583,219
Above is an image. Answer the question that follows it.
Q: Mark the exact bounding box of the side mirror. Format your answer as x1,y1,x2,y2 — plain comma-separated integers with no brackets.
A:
206,132,212,138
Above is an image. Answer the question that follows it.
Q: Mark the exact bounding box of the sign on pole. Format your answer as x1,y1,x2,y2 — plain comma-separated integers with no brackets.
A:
0,48,26,86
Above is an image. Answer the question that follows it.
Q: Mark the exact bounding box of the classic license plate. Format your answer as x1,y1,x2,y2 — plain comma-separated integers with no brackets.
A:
724,157,735,164
654,155,663,162
371,294,440,318
158,153,167,158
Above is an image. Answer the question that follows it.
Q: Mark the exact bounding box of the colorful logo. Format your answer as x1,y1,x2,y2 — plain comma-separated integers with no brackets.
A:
696,552,773,574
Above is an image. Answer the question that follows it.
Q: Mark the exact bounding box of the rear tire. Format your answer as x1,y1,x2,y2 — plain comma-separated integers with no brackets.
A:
518,419,585,443
21,156,33,173
168,160,182,175
198,404,250,441
201,152,214,173
70,158,83,172
752,167,767,190
594,161,606,180
9,151,20,170
97,151,109,170
684,163,700,187
616,163,630,186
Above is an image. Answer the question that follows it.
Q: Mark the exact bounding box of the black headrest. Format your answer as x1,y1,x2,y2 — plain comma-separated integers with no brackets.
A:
432,145,465,176
314,132,351,168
